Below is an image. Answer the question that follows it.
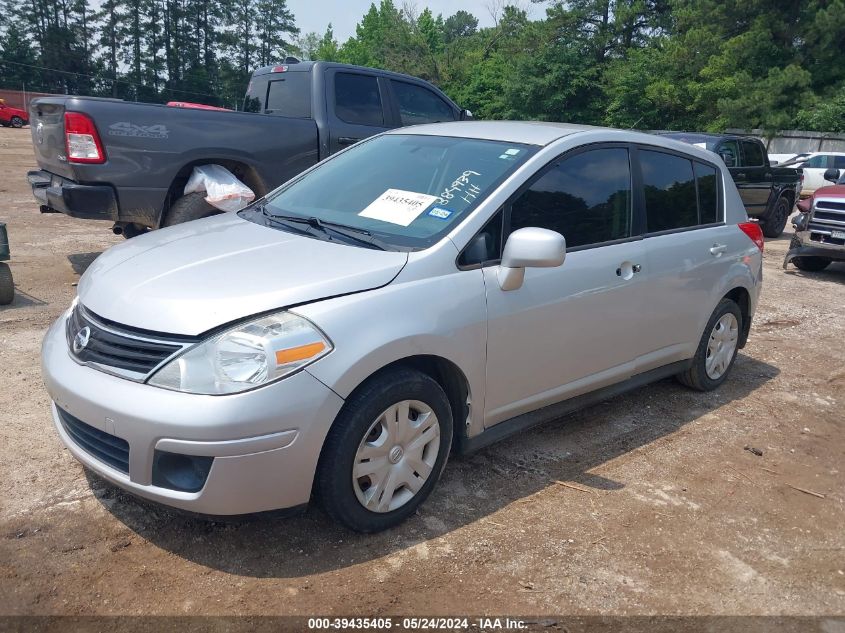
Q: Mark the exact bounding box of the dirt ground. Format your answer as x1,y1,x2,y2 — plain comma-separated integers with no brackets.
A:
1,125,844,621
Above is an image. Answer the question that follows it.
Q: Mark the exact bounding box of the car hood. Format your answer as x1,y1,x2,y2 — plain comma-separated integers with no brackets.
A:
811,184,845,199
78,214,408,336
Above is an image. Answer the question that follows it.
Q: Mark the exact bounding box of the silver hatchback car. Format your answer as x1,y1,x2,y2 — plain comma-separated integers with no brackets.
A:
42,122,763,532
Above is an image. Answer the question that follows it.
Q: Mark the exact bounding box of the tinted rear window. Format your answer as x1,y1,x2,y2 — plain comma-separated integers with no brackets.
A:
641,150,697,232
695,162,720,224
741,140,764,167
335,73,384,126
243,72,312,118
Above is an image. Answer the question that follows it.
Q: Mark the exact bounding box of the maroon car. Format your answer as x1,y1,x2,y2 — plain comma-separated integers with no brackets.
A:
785,168,845,271
0,100,28,128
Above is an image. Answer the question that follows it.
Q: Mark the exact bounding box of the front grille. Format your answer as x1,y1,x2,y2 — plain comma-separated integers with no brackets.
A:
66,304,191,378
810,198,845,232
57,407,130,474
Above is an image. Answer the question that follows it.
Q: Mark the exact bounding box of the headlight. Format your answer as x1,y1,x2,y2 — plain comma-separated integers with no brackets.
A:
147,312,332,395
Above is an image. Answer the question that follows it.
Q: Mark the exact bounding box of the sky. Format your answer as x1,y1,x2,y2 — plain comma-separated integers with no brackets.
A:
285,0,535,42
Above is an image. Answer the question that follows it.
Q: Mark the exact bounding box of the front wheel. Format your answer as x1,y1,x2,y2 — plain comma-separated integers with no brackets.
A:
789,236,831,271
315,368,453,532
676,298,742,391
161,192,221,227
0,262,14,305
759,196,791,238
9,116,24,129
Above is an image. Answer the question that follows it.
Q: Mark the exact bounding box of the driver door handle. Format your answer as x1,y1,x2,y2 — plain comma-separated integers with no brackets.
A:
710,243,728,256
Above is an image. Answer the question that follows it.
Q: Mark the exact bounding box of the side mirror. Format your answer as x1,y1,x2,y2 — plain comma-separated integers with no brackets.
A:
823,168,840,183
498,227,566,291
719,151,736,168
459,108,473,121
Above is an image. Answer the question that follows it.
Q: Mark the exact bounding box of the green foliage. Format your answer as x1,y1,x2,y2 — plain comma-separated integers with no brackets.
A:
0,0,843,129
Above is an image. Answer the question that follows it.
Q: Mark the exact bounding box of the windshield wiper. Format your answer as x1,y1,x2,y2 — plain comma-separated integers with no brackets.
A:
262,209,392,251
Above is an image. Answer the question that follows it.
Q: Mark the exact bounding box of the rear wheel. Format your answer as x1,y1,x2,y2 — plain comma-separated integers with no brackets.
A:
9,116,24,129
161,192,221,227
676,298,742,391
0,262,14,305
759,196,791,238
789,235,831,271
315,368,453,532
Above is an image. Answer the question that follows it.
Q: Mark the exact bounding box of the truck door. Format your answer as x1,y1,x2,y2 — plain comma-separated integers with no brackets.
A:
326,69,393,155
739,140,772,214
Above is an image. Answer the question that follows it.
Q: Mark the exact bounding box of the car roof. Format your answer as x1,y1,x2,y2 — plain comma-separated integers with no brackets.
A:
384,121,724,159
386,121,602,145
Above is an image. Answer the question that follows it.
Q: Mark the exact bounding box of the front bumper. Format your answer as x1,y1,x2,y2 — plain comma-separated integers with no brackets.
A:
28,169,118,221
783,229,845,268
41,313,345,515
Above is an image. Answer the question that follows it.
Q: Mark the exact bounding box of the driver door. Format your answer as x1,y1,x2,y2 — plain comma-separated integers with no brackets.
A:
481,146,648,427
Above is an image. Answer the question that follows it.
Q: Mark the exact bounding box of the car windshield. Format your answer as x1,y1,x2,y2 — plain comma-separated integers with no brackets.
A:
243,134,537,250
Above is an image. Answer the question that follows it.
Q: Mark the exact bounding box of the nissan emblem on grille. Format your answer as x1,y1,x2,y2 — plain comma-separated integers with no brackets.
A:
72,326,91,353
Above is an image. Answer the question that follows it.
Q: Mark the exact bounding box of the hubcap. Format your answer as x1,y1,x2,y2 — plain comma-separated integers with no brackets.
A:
352,400,440,513
705,313,739,380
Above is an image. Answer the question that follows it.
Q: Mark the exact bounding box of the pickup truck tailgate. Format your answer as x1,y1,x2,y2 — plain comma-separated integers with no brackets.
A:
29,98,74,179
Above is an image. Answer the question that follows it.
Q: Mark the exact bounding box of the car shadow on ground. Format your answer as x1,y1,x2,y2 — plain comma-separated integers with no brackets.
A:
89,352,779,579
0,287,46,309
67,252,102,276
784,261,845,282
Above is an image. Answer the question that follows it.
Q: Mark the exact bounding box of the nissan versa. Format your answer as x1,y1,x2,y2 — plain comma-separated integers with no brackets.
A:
42,121,763,532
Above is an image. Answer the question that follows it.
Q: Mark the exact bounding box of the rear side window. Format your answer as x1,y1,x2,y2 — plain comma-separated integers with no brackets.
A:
695,162,720,224
509,147,632,248
335,73,384,126
391,80,455,125
832,156,845,170
640,150,697,232
266,75,312,118
741,141,764,167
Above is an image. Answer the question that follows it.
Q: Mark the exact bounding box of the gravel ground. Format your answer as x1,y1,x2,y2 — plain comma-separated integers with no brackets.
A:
1,126,843,621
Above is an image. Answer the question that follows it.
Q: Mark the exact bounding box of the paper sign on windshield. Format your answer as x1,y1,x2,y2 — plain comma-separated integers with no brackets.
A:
358,189,439,227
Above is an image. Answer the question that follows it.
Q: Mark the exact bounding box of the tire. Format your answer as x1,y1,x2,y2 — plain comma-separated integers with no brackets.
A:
788,236,831,271
161,192,220,227
9,116,24,129
315,368,453,532
676,298,742,392
0,262,14,305
759,196,791,238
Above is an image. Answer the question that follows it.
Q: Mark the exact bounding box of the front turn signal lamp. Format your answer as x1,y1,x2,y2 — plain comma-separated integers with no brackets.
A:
148,312,332,395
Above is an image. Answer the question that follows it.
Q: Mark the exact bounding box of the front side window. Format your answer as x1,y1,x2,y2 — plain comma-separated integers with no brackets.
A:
717,140,739,168
640,150,697,233
335,73,384,126
509,148,632,249
802,155,827,169
392,81,455,125
248,134,536,250
741,141,764,166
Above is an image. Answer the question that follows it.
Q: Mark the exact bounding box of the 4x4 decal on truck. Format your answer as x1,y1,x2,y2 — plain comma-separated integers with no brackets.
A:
108,122,169,139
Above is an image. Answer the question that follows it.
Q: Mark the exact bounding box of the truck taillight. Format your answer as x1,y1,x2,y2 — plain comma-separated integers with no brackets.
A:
64,112,105,164
738,222,764,252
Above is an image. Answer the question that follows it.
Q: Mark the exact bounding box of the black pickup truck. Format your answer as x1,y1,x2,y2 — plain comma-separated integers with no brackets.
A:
26,60,466,236
660,133,802,237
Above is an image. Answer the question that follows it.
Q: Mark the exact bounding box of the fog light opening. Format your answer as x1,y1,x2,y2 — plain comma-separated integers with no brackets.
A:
152,450,213,493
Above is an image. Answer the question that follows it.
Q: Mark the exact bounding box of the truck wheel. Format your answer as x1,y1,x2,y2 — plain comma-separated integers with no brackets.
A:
0,263,14,305
788,235,831,271
162,193,221,227
9,116,24,128
315,368,453,532
676,298,742,392
759,196,791,238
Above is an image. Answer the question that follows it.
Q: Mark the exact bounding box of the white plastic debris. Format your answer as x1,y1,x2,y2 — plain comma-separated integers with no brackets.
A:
184,164,255,212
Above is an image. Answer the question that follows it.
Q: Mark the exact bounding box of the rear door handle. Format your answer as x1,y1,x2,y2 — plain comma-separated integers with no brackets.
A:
710,243,728,256
338,136,360,146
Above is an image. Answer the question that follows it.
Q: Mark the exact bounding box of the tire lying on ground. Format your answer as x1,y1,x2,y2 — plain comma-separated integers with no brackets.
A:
788,235,831,272
0,262,14,305
161,192,222,227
